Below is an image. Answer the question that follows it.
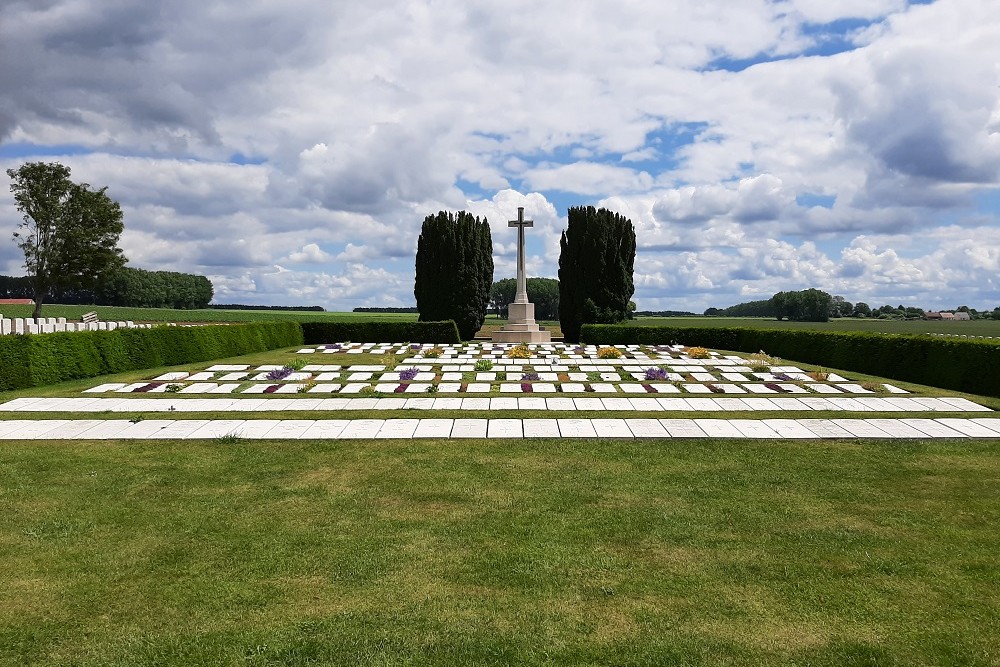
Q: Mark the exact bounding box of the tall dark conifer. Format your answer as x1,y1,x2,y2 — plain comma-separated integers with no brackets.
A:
558,206,636,342
414,211,493,340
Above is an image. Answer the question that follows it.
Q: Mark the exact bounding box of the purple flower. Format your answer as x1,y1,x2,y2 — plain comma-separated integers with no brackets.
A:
644,367,667,381
399,367,419,381
764,382,789,393
410,343,421,350
773,372,793,381
394,384,407,393
521,372,539,382
521,383,533,393
266,367,293,381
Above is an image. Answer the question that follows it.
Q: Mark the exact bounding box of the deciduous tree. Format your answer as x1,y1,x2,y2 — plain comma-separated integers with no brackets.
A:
7,162,126,318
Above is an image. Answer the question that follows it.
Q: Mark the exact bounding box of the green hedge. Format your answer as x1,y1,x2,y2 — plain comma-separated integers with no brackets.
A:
0,322,303,391
581,324,1000,398
301,320,461,345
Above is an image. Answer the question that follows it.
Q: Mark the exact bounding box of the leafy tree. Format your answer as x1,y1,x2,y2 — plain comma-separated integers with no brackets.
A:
7,162,126,319
414,210,493,340
489,277,559,320
558,206,636,342
853,302,871,318
771,288,831,322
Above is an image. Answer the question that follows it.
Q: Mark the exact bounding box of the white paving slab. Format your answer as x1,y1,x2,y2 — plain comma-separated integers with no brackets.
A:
558,419,598,437
971,418,1000,434
761,419,820,439
933,418,1000,437
523,419,560,437
451,419,488,438
899,419,967,438
487,419,523,438
830,419,891,438
728,420,781,439
186,420,248,439
693,419,744,437
591,419,633,438
413,419,454,438
797,419,856,438
659,419,707,437
864,419,929,438
377,419,420,439
338,420,384,439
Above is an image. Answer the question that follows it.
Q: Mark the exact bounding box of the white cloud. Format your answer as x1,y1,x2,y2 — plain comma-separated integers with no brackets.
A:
0,0,997,312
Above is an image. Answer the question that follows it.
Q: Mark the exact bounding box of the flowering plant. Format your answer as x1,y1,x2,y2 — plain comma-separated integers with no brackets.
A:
597,347,621,359
687,347,710,359
644,367,668,381
520,382,533,393
266,366,294,381
399,367,419,381
521,372,539,382
424,346,443,358
507,344,531,359
474,359,494,371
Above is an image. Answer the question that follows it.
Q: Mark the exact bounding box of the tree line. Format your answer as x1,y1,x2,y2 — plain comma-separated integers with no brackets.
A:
0,268,213,309
705,290,1000,321
414,206,635,341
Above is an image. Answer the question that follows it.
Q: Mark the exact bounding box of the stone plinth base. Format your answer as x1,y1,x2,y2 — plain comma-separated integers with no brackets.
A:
491,328,551,343
492,300,551,343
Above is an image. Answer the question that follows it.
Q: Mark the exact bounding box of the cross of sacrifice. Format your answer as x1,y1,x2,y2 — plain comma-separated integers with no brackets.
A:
508,207,533,305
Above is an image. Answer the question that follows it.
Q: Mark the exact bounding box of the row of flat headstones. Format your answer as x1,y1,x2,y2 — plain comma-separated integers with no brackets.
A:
0,317,152,335
2,395,986,413
2,417,999,440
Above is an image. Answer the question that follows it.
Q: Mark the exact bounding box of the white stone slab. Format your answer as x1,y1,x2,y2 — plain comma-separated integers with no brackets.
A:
881,384,909,394
180,383,218,394
431,398,463,410
656,398,690,411
928,418,997,437
66,420,137,439
573,398,605,411
767,398,810,411
627,398,663,411
760,419,819,438
683,398,720,412
517,397,547,411
557,419,597,437
337,420,384,438
522,418,561,438
862,419,929,438
153,372,190,381
0,419,71,439
727,419,781,438
487,419,523,438
799,397,839,411
490,397,519,410
808,384,845,394
461,398,490,410
899,419,967,438
545,398,577,411
412,419,454,438
740,398,781,411
936,397,992,412
376,419,419,439
827,398,871,412
591,418,633,437
184,420,248,438
659,419,707,437
692,419,744,437
451,419,487,438
830,419,891,438
465,383,491,393
207,365,250,371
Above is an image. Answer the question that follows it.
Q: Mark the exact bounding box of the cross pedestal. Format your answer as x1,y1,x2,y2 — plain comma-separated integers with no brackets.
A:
492,206,551,343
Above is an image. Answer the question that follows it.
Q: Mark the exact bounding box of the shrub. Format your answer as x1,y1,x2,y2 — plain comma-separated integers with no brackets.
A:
579,324,1000,398
0,321,302,391
597,346,621,359
474,359,493,371
687,346,710,359
507,344,530,359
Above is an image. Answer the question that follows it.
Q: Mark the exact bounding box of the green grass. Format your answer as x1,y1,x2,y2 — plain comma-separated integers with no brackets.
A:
1,438,998,666
0,304,420,324
634,316,1000,337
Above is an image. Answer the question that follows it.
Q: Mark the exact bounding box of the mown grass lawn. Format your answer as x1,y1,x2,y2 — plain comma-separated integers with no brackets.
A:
1,437,998,666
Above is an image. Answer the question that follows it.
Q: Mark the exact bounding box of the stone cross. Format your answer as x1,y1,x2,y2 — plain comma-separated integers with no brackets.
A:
508,206,533,305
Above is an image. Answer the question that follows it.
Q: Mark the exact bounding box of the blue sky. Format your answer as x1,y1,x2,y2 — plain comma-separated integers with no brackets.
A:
1,0,998,312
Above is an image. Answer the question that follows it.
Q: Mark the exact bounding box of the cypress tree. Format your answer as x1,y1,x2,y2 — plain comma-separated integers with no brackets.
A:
558,206,636,342
414,211,494,340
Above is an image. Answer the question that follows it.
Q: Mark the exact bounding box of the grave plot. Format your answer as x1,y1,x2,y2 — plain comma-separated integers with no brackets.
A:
73,342,935,405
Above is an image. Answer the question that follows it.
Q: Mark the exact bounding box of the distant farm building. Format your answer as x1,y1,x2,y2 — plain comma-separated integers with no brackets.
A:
0,299,33,305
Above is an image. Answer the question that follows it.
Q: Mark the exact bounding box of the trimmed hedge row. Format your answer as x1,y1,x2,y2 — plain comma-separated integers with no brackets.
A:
581,324,1000,398
0,322,303,391
301,320,461,345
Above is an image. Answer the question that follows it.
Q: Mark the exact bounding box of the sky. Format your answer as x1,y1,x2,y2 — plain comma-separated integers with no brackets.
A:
1,0,998,313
